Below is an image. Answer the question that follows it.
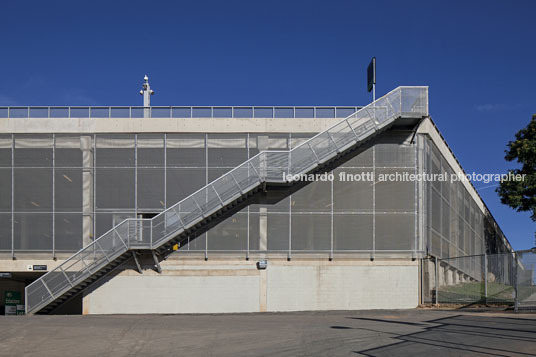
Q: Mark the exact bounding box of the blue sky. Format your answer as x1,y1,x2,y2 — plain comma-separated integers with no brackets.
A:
1,0,535,249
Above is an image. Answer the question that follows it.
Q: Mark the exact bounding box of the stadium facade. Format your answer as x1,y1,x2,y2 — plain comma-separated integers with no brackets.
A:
0,86,513,314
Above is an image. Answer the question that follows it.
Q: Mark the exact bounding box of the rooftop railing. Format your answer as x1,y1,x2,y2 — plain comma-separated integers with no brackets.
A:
0,106,362,119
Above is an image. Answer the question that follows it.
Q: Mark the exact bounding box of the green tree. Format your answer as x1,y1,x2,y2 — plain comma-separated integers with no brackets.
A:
497,114,536,244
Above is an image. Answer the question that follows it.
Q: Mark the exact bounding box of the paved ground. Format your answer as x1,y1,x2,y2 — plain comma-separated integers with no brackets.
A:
0,309,535,356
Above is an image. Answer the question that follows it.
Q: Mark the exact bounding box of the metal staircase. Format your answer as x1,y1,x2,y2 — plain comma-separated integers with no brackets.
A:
25,86,428,314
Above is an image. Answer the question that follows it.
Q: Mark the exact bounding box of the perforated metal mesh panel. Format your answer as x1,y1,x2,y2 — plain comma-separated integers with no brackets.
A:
1,119,510,258
333,214,373,251
423,137,495,260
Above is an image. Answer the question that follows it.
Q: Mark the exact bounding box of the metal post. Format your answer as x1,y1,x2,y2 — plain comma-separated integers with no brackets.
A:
434,256,438,305
11,134,14,259
52,134,56,259
246,133,250,261
330,178,333,261
288,134,292,261
164,134,167,237
414,132,418,257
372,145,375,261
205,134,208,260
164,134,167,210
134,134,138,221
513,253,519,312
93,134,96,246
484,253,488,304
288,191,292,261
420,258,424,305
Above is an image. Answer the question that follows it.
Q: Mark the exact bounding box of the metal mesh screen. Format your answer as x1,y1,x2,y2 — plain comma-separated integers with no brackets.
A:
1,131,420,256
375,214,415,251
266,213,289,251
333,168,372,212
14,168,53,211
137,168,165,210
207,213,248,251
166,134,205,167
208,134,248,168
55,169,83,211
0,213,11,250
55,135,85,167
375,168,414,212
423,137,492,260
14,213,52,250
0,135,11,167
2,125,511,258
291,214,331,251
14,135,53,167
96,135,135,167
55,213,83,251
137,134,164,167
95,169,135,209
0,168,11,212
333,214,373,250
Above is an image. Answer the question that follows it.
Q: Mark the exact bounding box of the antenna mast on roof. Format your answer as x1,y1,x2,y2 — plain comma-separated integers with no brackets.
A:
140,75,155,117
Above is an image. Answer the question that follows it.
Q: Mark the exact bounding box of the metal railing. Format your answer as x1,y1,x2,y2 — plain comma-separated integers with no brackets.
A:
0,106,363,119
25,86,429,314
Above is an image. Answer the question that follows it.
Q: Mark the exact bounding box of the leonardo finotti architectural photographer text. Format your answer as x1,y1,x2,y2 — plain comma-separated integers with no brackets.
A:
282,171,526,184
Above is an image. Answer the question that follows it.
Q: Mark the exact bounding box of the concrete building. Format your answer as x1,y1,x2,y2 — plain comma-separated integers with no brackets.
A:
0,85,512,314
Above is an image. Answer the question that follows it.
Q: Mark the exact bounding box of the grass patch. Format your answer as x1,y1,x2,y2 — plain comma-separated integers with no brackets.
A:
437,282,515,304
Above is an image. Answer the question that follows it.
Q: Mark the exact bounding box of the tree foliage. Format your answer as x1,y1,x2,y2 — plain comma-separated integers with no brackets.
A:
497,115,536,224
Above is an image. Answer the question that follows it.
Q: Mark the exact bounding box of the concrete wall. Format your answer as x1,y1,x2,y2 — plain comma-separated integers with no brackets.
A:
0,117,340,134
82,256,419,314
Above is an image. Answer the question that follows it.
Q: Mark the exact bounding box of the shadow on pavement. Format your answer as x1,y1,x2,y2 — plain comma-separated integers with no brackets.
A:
330,314,536,356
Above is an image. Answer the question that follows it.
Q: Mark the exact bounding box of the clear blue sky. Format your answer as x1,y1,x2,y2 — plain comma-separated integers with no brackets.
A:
1,0,535,249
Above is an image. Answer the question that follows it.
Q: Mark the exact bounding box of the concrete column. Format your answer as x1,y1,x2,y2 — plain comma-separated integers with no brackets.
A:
438,264,445,287
259,208,267,251
81,136,93,247
447,268,454,286
257,135,269,252
259,269,267,312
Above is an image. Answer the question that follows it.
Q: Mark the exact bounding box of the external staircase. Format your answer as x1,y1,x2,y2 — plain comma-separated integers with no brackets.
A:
25,86,428,314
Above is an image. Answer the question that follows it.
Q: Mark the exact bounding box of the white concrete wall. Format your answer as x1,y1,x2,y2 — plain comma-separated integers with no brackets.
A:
0,117,340,134
267,264,418,311
82,257,419,314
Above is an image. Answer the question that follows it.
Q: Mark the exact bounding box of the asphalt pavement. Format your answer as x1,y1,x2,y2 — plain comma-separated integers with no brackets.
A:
1,309,535,356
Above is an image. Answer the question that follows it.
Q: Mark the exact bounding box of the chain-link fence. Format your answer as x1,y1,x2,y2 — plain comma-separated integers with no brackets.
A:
423,251,536,311
515,250,536,312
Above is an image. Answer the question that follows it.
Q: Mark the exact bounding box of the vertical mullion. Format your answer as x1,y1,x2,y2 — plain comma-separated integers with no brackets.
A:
330,177,334,260
246,133,250,260
205,133,208,259
164,134,167,210
414,134,418,257
372,145,375,260
134,134,138,219
288,133,292,260
93,133,96,246
11,134,14,259
52,134,56,259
